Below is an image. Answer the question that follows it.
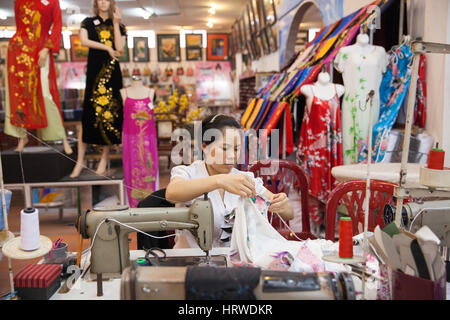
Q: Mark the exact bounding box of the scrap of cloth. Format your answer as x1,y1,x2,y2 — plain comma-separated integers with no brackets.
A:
229,197,349,274
185,266,261,300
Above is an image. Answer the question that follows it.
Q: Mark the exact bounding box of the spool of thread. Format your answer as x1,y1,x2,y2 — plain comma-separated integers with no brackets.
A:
427,142,445,170
20,207,41,251
339,217,353,259
136,258,150,266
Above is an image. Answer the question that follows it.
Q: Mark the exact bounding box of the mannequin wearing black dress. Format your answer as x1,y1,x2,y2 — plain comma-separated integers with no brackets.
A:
70,2,126,178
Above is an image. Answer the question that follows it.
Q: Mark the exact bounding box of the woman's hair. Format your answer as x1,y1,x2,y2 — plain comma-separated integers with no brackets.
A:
201,114,241,146
93,0,116,19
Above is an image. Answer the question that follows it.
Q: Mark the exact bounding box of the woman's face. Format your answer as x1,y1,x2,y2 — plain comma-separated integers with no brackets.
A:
203,126,241,174
97,0,111,13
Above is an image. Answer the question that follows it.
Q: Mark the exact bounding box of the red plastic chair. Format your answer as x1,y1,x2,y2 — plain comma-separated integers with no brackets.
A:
248,159,316,240
325,180,396,241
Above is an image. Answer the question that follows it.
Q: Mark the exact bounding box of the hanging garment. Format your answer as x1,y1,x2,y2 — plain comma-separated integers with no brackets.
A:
80,16,126,145
262,102,294,155
122,89,159,208
241,98,258,127
335,44,388,164
296,85,343,203
6,0,64,132
358,44,413,163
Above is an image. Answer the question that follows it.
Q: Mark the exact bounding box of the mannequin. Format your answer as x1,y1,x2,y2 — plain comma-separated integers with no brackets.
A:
296,70,344,206
334,30,388,164
5,0,72,154
120,76,159,207
300,71,345,113
70,0,126,178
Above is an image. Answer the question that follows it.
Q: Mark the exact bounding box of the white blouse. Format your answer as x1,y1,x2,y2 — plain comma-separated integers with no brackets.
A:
170,160,268,248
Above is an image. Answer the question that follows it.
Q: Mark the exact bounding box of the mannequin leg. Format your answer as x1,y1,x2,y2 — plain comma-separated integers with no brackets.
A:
70,125,87,178
62,137,73,155
95,146,110,176
15,135,29,152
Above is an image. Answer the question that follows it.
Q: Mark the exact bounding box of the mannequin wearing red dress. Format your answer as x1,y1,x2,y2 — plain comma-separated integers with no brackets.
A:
6,0,72,154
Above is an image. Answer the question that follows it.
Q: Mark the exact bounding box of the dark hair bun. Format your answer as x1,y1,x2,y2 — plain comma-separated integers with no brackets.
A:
201,114,241,146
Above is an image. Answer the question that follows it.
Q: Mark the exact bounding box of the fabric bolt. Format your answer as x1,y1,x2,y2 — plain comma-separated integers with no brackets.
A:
358,44,413,163
251,100,271,130
241,98,257,127
245,98,265,129
296,85,343,203
170,160,267,247
254,101,275,131
5,0,66,140
335,43,388,164
81,16,126,145
262,102,294,155
122,91,159,208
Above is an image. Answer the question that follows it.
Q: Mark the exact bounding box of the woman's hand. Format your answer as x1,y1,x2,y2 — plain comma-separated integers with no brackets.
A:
107,46,120,60
268,193,293,220
38,48,49,68
113,7,122,24
216,174,256,198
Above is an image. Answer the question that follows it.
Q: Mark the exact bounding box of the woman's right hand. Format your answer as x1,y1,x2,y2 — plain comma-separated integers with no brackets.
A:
216,174,256,198
107,46,119,60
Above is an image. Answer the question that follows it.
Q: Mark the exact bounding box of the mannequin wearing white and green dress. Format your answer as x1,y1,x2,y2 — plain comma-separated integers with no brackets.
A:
334,33,388,164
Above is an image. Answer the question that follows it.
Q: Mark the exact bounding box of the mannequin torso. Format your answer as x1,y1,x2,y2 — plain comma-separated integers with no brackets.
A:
301,72,345,113
121,79,155,106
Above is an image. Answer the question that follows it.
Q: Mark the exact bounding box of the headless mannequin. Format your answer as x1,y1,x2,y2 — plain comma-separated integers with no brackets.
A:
120,76,156,102
334,31,387,164
300,72,345,113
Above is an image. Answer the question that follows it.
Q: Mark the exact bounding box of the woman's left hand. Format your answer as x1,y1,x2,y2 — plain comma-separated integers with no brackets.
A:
113,8,122,24
268,193,289,213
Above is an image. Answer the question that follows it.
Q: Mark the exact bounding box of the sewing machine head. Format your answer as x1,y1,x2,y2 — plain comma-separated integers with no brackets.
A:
78,198,213,278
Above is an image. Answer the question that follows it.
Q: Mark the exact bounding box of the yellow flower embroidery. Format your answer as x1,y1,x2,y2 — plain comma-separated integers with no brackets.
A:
97,96,109,106
105,40,113,47
100,30,111,40
103,111,112,120
96,106,103,113
98,86,107,94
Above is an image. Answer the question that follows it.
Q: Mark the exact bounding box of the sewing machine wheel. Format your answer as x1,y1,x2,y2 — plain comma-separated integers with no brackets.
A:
383,204,408,227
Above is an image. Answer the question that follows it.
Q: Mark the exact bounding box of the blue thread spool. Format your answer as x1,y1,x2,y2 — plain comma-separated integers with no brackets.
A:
0,189,12,231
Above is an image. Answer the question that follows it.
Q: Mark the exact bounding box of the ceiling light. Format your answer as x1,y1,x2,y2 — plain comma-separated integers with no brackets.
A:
0,12,7,20
206,20,213,28
208,7,215,15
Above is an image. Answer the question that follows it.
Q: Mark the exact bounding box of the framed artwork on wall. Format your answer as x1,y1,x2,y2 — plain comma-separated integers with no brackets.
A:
246,4,260,59
133,37,149,62
157,34,181,62
261,0,277,27
186,34,203,61
207,34,229,61
266,26,278,53
70,35,89,62
234,21,242,52
250,0,260,35
119,39,130,62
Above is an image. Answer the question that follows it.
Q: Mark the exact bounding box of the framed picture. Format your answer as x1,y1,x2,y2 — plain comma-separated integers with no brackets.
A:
261,0,277,27
119,39,130,62
133,37,149,62
157,34,181,62
207,34,229,61
233,21,242,52
266,26,278,53
0,39,10,64
250,0,261,35
245,5,260,59
186,34,202,61
258,27,270,55
70,35,89,62
186,47,202,61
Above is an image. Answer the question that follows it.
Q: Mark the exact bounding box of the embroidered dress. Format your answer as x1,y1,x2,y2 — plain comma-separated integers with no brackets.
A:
80,16,126,145
358,44,414,163
296,85,343,204
122,90,159,208
6,0,64,134
335,44,388,164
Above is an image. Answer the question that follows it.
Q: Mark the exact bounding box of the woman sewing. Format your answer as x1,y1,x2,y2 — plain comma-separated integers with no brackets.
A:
165,114,294,248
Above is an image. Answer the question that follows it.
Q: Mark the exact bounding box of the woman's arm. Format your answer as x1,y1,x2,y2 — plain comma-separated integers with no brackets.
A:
166,174,257,203
79,27,119,60
263,190,294,221
112,8,125,52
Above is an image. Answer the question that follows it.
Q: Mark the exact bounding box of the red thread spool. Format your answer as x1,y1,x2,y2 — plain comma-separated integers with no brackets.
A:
339,217,353,259
427,143,445,170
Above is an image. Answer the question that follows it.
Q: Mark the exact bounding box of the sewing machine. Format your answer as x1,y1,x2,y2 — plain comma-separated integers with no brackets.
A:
78,197,214,279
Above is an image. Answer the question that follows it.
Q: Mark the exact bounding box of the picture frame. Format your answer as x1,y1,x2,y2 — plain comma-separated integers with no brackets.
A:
157,34,181,62
133,37,149,62
250,0,261,35
266,26,278,53
260,0,277,27
246,4,260,59
70,35,89,62
233,21,242,52
258,27,270,55
186,34,203,61
207,34,229,61
119,38,130,62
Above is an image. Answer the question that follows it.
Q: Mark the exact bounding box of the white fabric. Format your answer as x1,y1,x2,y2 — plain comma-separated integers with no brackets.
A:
335,44,388,164
170,160,268,248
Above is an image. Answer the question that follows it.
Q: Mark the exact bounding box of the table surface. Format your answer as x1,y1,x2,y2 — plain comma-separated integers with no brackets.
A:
50,248,231,300
332,163,423,188
49,248,450,300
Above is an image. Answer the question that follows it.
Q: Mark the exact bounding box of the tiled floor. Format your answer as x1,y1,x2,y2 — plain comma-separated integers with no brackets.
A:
0,167,171,298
